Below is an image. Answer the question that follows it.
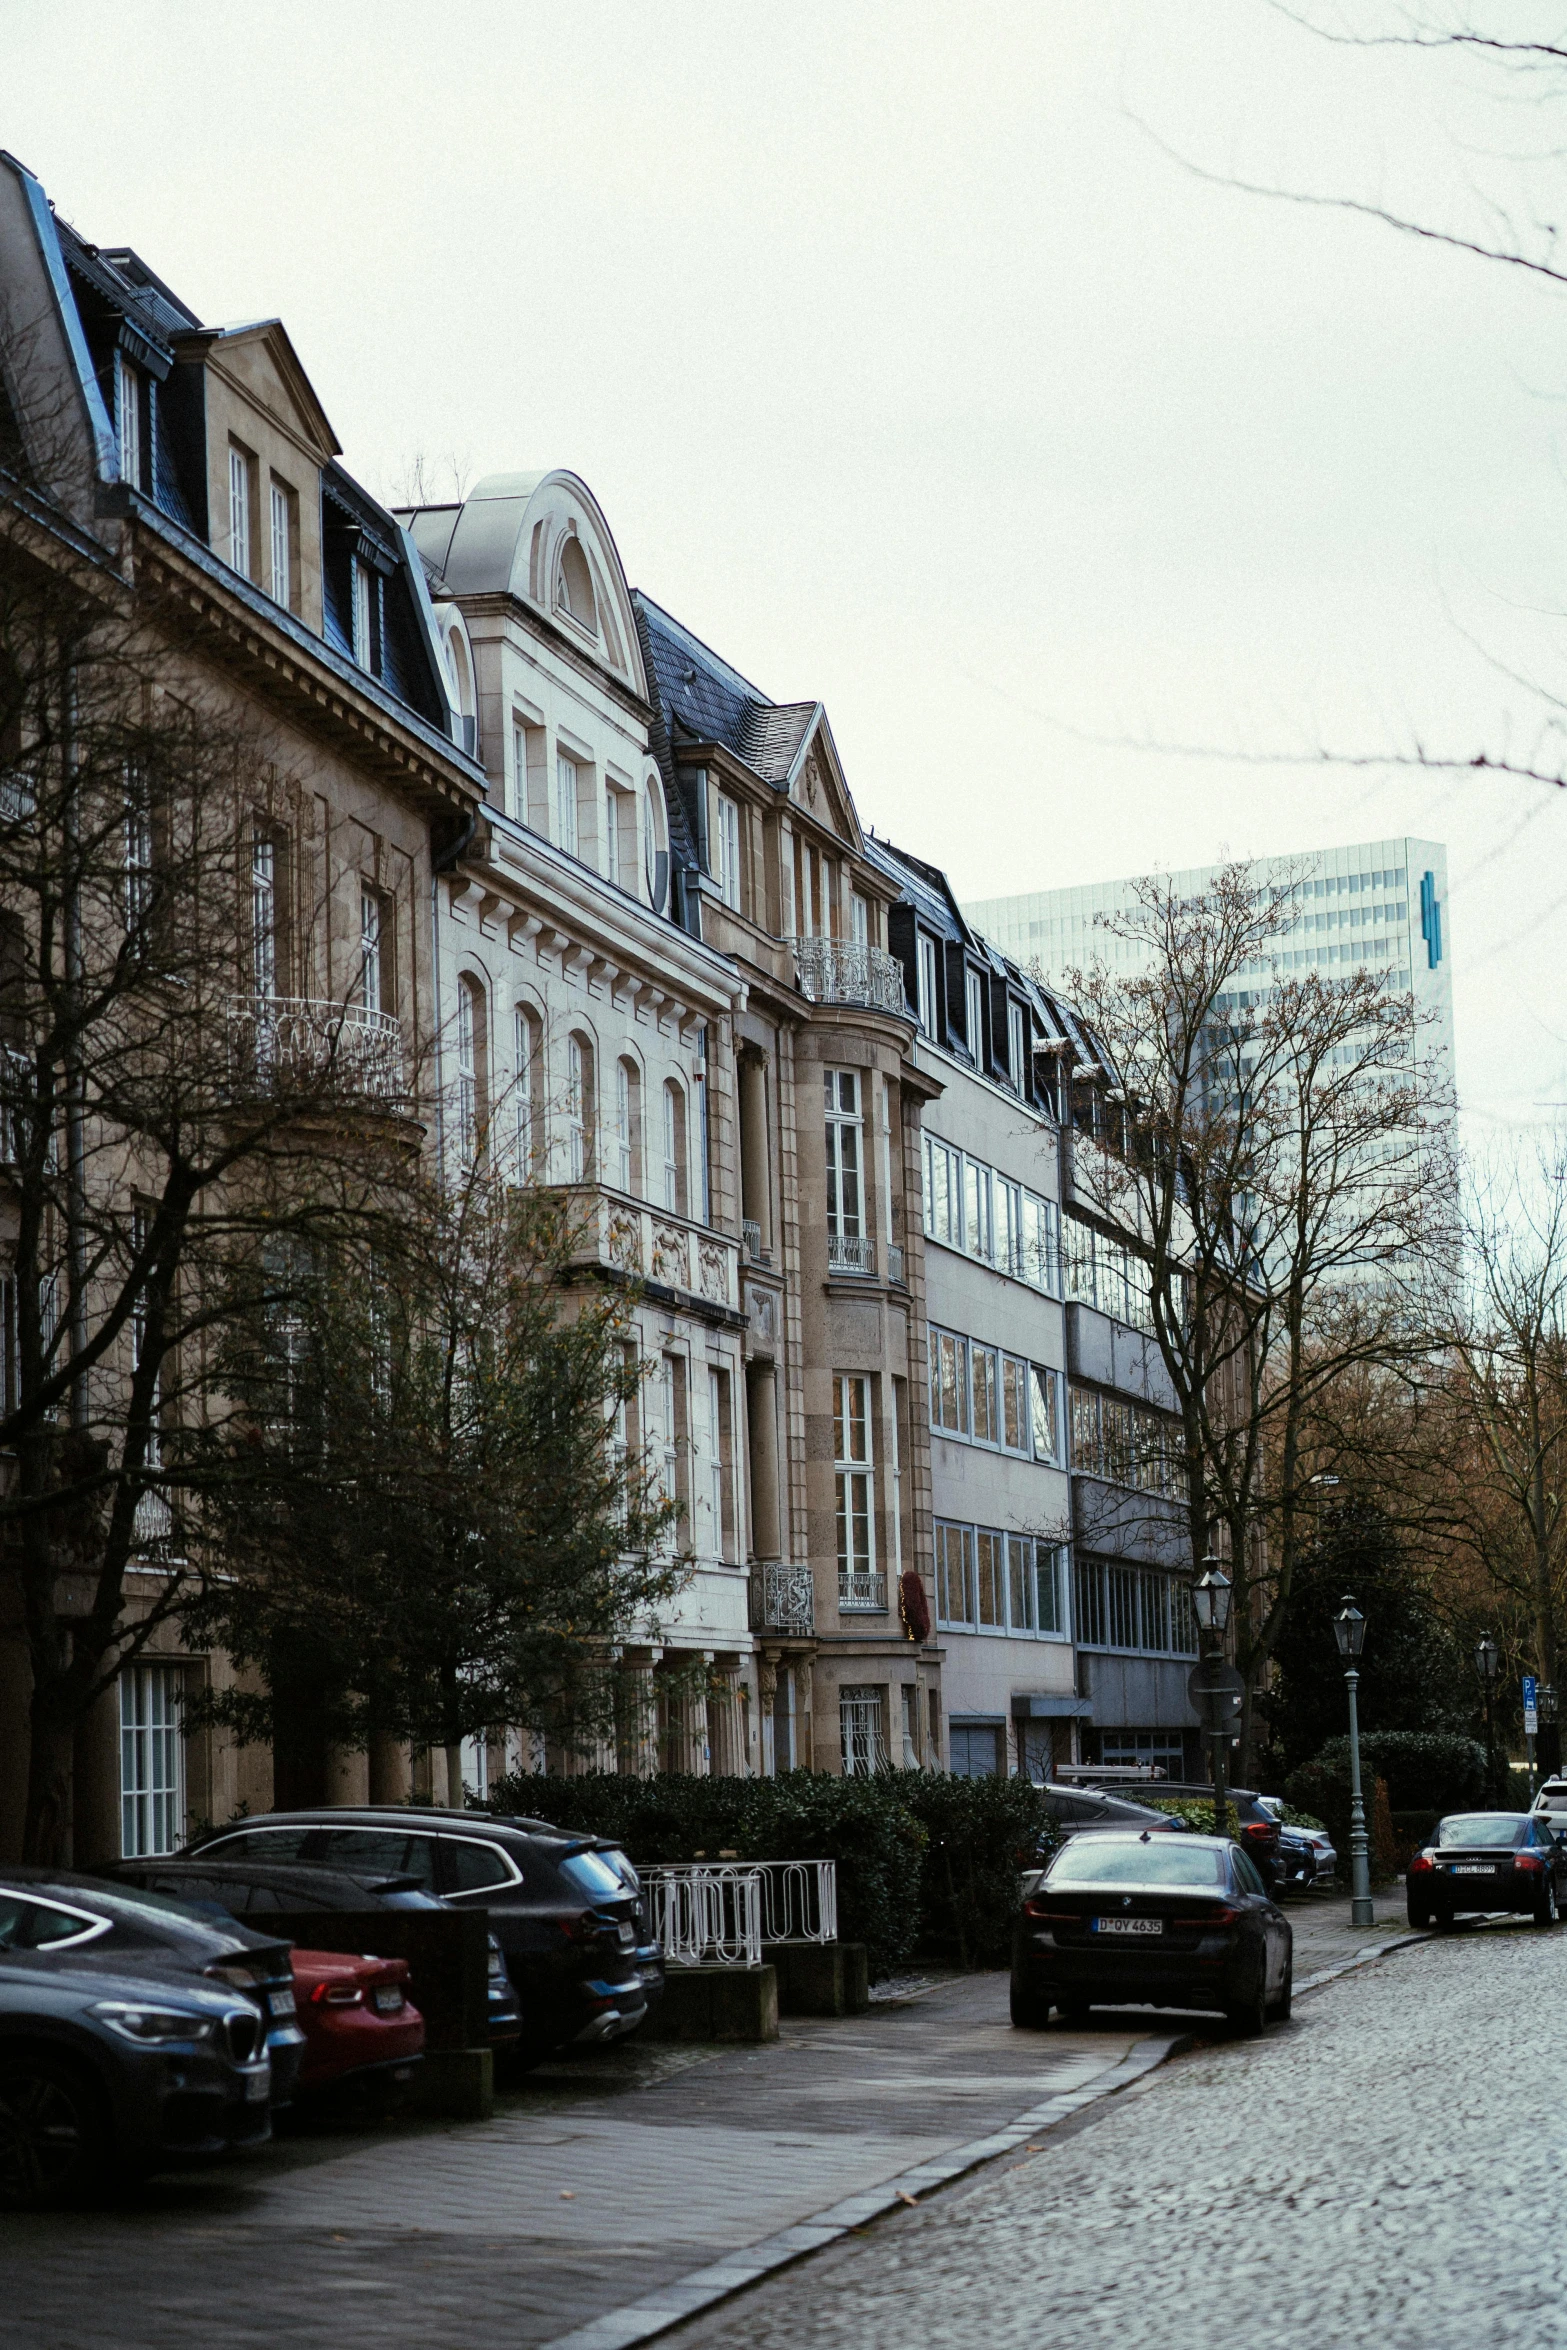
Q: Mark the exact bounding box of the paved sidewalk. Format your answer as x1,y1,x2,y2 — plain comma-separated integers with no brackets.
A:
8,1974,1154,2350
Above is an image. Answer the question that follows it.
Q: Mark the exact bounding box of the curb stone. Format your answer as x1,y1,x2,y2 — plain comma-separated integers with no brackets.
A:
538,2032,1191,2350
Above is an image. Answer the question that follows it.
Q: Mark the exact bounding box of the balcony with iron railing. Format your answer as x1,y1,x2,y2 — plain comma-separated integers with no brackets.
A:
827,1232,876,1278
788,938,910,1018
0,1043,30,1166
749,1559,815,1636
226,996,406,1104
837,1569,887,1614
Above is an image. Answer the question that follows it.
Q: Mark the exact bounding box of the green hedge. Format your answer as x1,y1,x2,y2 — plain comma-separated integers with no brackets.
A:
484,1769,1051,1977
1287,1731,1487,1817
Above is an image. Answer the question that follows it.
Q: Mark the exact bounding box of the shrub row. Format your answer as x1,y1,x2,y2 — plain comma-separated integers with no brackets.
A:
485,1769,1051,1977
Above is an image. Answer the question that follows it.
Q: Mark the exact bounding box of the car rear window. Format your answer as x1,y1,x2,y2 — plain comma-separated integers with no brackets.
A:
1047,1840,1227,1888
0,1896,103,1949
559,1851,627,1903
1435,1815,1525,1849
445,1839,517,1894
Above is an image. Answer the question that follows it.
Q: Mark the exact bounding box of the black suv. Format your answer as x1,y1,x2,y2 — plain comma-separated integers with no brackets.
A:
185,1809,660,2059
0,1947,272,2207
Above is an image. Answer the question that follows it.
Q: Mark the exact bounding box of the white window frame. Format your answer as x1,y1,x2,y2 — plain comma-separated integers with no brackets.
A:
716,793,741,910
352,560,374,669
228,444,251,577
555,751,580,857
923,1132,962,1249
834,1372,879,1610
615,1058,640,1193
840,1685,888,1776
269,479,292,609
567,1035,591,1183
120,1664,185,1857
965,967,984,1062
513,1008,537,1179
916,933,939,1037
823,1069,863,1241
116,352,141,491
662,1079,686,1215
359,888,382,1015
1007,999,1027,1087
456,980,481,1166
850,890,869,946
251,832,277,1001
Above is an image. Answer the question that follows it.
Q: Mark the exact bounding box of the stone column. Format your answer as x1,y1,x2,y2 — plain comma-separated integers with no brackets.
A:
746,1360,782,1561
738,1049,771,1250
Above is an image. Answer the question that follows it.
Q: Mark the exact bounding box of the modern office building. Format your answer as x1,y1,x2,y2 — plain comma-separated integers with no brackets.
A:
964,836,1455,1099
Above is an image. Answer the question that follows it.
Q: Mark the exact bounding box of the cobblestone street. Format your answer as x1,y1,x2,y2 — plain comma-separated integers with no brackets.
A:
672,1915,1562,2350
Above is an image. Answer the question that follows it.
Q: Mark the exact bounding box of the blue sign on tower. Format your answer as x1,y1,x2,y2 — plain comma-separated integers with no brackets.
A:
1419,870,1443,969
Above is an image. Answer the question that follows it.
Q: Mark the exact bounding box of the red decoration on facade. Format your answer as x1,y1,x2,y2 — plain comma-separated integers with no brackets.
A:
899,1570,932,1644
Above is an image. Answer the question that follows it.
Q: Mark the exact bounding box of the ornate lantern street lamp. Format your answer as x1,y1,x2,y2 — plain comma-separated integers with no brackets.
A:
1333,1596,1374,1926
1475,1636,1499,1803
1192,1559,1234,1838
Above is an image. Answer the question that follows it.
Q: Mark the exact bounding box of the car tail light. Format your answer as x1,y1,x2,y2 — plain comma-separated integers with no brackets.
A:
1023,1904,1080,1922
553,1912,600,1945
1408,1852,1435,1875
1240,1823,1274,1841
310,1981,365,2007
1515,1851,1544,1872
1171,1907,1242,1929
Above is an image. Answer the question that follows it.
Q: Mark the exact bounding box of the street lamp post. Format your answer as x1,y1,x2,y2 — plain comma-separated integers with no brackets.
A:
1475,1635,1499,1805
1539,1684,1559,1791
1193,1558,1234,1839
1334,1596,1374,1927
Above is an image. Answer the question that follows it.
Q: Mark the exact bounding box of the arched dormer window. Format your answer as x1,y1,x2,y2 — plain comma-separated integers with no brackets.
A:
557,537,597,634
445,629,476,757
643,770,670,914
567,1032,596,1183
615,1058,642,1194
662,1079,688,1217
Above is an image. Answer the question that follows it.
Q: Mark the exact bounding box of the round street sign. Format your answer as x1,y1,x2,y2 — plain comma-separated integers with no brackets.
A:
1187,1659,1245,1732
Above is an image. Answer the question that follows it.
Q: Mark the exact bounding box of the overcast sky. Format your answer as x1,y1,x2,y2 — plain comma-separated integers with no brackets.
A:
7,1,1566,1131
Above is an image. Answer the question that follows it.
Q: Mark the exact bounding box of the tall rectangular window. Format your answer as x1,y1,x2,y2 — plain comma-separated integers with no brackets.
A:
1008,1535,1036,1632
120,1665,184,1857
965,968,984,1062
963,1157,992,1261
358,889,383,1015
840,1685,888,1776
269,479,293,610
823,1069,863,1241
351,562,379,673
1008,999,1027,1086
928,1327,968,1436
935,1521,975,1626
116,352,142,491
709,1366,734,1560
228,444,252,577
923,1133,961,1248
834,1373,879,1609
850,891,869,946
456,980,480,1166
970,1344,999,1445
555,753,579,856
1031,1365,1062,1464
994,1178,1021,1278
1001,1355,1029,1455
604,785,625,888
916,934,939,1036
662,1353,689,1543
123,766,154,938
716,794,741,910
513,1009,537,1179
975,1527,1005,1627
251,832,278,1000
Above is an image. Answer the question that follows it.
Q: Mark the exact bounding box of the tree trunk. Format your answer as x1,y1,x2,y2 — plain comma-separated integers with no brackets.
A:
22,1674,77,1866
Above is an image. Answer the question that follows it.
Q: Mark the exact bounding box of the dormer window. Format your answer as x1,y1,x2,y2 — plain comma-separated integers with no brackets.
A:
351,560,381,674
1008,1000,1026,1088
556,536,597,634
916,934,939,1037
115,352,144,493
965,968,984,1062
268,478,298,614
228,442,255,580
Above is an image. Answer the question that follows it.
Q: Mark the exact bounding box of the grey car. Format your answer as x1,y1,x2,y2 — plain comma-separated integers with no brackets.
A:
0,1946,272,2208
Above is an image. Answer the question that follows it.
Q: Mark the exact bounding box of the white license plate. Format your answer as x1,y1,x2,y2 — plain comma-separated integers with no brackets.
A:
618,1923,635,1946
243,2066,271,2103
268,1987,296,2018
1091,1916,1163,1936
1452,1865,1495,1875
372,1987,404,2014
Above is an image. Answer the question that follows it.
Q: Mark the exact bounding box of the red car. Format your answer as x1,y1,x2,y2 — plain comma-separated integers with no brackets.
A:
291,1950,424,2099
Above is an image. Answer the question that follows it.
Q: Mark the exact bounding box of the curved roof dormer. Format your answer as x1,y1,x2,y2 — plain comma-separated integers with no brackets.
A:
399,470,647,700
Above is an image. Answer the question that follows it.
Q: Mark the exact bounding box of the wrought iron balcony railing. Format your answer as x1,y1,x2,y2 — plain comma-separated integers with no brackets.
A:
789,938,910,1017
827,1232,876,1277
227,996,406,1103
749,1560,815,1636
838,1570,887,1614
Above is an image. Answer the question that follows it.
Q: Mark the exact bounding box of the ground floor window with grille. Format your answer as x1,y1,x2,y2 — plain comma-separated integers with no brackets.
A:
120,1664,186,1857
840,1684,888,1775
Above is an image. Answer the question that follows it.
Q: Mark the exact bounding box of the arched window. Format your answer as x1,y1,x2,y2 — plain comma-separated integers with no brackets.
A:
642,772,669,914
557,537,597,633
456,975,486,1164
513,1006,540,1179
615,1058,642,1194
662,1079,687,1217
444,625,477,757
567,1033,595,1183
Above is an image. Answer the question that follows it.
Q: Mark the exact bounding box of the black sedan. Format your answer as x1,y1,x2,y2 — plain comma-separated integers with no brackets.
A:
0,1947,272,2208
1011,1830,1293,2035
186,1807,659,2061
0,1869,305,2103
109,1856,522,2048
1406,1811,1567,1929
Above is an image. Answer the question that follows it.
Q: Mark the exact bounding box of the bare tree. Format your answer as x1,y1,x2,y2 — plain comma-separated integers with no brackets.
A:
1059,862,1453,1771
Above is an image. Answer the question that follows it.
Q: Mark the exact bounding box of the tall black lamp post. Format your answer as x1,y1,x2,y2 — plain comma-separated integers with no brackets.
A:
1539,1684,1559,1788
1333,1595,1374,1926
1193,1559,1234,1838
1475,1635,1499,1804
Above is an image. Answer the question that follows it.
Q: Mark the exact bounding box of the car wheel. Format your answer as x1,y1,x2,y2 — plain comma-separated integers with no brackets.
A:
1009,1977,1053,2031
1266,1966,1293,2024
0,2055,109,2211
1431,1906,1456,1933
1226,1976,1268,2036
1535,1879,1560,1929
1406,1900,1430,1929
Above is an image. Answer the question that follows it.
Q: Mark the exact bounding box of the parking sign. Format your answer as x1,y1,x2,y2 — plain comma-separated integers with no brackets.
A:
1524,1674,1539,1736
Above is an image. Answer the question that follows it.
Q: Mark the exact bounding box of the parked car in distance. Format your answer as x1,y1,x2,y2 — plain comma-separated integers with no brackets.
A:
184,1809,657,2060
500,1820,666,2018
289,1950,423,2101
1530,1778,1567,1833
1406,1812,1567,1928
0,1870,305,2104
109,1856,522,2050
1256,1801,1339,1895
1012,1830,1293,2035
1127,1784,1285,1887
0,1946,272,2209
